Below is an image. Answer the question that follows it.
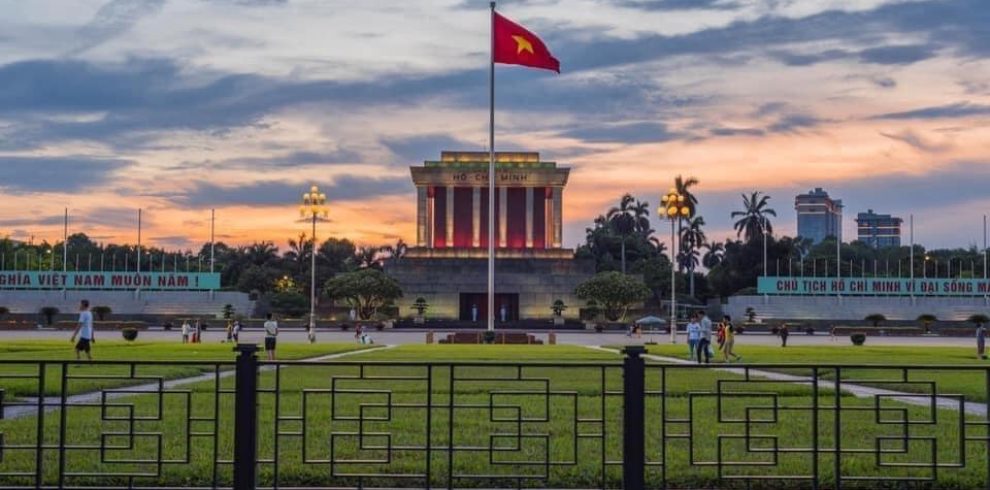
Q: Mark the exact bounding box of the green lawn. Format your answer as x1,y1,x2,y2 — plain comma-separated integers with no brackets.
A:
0,340,374,398
0,344,986,489
642,344,990,402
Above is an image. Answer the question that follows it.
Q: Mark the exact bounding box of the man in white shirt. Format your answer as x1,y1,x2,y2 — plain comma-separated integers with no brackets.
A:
697,312,713,364
686,313,701,362
70,299,94,360
264,313,278,360
181,321,190,343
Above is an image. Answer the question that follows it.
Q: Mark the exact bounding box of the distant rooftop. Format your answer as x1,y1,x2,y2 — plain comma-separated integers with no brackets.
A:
424,151,557,168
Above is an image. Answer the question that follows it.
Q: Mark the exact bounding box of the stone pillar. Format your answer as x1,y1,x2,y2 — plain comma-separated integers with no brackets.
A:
552,187,563,248
446,186,455,248
498,186,508,248
426,187,434,249
416,186,428,247
525,187,534,248
472,187,481,247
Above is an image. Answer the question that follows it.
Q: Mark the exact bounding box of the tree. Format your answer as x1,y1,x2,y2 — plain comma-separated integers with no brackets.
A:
917,313,937,333
702,242,725,269
324,268,402,320
864,313,886,327
0,306,9,319
674,175,700,272
968,314,990,328
355,246,383,270
679,216,706,297
270,291,308,317
411,297,429,316
551,299,567,316
574,271,650,322
379,239,408,263
91,306,112,321
607,194,638,274
731,191,777,243
39,306,59,326
222,304,235,320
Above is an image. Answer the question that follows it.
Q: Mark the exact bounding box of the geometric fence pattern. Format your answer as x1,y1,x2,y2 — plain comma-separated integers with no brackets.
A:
1,350,989,489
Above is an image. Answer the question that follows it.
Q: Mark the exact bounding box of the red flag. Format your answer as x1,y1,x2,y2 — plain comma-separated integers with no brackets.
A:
493,11,560,73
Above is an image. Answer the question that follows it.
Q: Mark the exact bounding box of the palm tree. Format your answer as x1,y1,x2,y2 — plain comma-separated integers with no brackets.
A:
679,216,706,297
648,236,667,255
702,241,725,269
379,239,408,263
607,194,638,274
355,246,382,269
246,241,278,267
673,175,700,272
731,191,777,243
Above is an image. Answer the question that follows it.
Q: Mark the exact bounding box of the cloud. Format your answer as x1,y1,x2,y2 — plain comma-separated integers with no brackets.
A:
872,102,990,120
766,114,825,133
709,127,765,137
857,44,937,65
173,176,410,208
879,130,950,153
0,156,132,194
170,149,363,171
67,0,166,56
382,134,479,163
559,122,681,144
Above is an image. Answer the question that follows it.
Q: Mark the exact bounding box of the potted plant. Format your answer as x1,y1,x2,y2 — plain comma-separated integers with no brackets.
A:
745,307,757,323
39,306,59,327
917,313,936,334
551,299,567,326
483,330,496,344
0,306,8,320
411,297,429,324
968,314,990,328
91,305,112,321
864,313,886,327
121,328,139,342
583,300,600,330
805,327,815,335
850,333,866,346
222,304,235,321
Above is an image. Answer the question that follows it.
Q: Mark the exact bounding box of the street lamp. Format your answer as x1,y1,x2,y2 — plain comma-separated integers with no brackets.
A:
924,255,930,279
300,185,329,343
660,188,690,345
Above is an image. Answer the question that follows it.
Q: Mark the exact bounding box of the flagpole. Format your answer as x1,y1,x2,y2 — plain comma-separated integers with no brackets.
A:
487,1,496,333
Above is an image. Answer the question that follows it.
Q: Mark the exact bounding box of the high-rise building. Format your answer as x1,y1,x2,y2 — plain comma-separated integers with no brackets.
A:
795,188,843,244
856,209,902,248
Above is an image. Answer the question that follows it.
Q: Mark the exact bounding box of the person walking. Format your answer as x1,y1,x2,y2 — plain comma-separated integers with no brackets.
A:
224,321,233,343
263,313,278,361
697,312,713,364
232,320,241,343
686,313,701,362
977,323,987,360
193,320,202,343
181,320,190,344
722,315,742,362
779,323,790,348
69,299,95,360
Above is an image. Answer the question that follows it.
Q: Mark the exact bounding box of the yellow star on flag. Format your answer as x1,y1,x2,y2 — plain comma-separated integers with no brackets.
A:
512,35,534,55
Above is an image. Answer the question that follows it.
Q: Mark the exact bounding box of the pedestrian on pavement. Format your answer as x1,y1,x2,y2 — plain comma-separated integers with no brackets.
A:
224,321,233,343
181,320,190,344
779,323,790,348
232,320,241,343
69,299,94,360
686,313,701,361
697,312,713,364
722,315,741,362
264,313,278,361
977,323,987,360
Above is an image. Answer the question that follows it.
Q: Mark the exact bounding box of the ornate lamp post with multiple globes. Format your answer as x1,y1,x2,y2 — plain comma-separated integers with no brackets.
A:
660,188,690,344
300,185,329,343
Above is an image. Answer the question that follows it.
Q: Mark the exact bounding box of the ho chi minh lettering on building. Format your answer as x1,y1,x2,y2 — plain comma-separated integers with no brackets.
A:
758,276,990,296
0,271,221,290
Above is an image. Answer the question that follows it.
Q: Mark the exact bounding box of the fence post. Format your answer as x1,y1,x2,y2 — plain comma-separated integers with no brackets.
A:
622,345,646,490
233,344,259,490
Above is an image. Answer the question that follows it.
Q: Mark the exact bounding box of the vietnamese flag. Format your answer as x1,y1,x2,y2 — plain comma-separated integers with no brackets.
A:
493,11,560,73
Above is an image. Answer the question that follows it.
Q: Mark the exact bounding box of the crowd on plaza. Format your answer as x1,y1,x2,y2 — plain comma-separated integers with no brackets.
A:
684,312,742,363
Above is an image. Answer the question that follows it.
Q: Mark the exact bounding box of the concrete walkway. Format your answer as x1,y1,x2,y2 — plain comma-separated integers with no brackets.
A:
589,346,988,417
1,344,394,420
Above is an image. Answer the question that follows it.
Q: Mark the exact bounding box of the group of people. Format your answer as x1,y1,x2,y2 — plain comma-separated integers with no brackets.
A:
685,311,741,363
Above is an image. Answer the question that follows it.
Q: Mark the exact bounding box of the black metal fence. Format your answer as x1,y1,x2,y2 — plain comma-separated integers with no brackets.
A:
1,346,989,489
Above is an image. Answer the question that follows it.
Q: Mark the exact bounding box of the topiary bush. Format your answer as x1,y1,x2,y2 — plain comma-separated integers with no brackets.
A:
864,313,886,327
850,333,866,346
805,327,815,335
39,306,59,326
91,306,112,321
121,328,139,341
483,330,496,344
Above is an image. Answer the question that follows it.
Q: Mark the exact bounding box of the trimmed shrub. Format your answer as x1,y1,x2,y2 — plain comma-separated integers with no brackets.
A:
91,306,112,321
864,313,886,327
805,327,815,335
850,333,866,346
121,328,139,341
482,330,496,344
39,306,59,326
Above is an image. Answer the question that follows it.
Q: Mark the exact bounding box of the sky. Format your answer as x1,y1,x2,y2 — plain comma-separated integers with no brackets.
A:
0,0,988,252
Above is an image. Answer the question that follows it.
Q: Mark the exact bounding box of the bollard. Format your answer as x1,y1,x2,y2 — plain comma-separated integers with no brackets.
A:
622,345,646,489
233,344,259,490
